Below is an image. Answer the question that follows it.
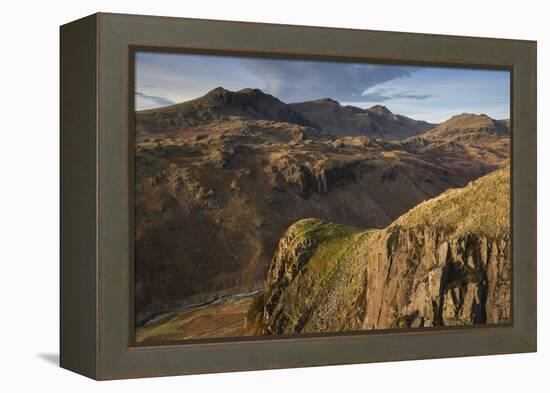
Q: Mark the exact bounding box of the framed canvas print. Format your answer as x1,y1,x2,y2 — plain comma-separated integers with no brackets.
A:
60,13,537,380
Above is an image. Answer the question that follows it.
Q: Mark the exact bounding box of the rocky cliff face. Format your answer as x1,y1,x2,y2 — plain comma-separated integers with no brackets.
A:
361,227,510,329
246,167,510,334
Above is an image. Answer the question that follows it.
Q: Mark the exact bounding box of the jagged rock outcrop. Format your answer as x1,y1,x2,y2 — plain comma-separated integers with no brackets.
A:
360,227,510,329
246,167,510,335
271,156,361,197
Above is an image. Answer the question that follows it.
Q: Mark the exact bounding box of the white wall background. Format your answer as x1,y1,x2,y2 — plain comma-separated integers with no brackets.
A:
0,0,546,390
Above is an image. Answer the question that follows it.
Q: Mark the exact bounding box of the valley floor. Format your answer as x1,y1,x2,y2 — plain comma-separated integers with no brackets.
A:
136,296,253,342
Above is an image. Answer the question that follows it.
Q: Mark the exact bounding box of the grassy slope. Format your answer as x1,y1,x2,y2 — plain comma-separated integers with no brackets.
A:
391,165,509,238
248,219,374,334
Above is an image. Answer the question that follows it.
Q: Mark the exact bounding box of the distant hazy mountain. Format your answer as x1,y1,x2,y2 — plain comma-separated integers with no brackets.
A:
422,113,510,143
289,98,435,139
398,113,510,181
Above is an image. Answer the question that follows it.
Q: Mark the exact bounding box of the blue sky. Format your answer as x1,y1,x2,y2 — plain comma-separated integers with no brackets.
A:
135,51,510,123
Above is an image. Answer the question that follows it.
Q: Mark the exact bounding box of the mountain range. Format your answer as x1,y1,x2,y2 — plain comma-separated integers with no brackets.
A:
289,98,435,139
137,87,443,140
134,87,510,329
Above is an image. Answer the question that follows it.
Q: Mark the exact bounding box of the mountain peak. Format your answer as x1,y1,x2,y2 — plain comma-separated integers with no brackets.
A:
367,105,393,115
138,86,319,130
205,87,272,101
206,86,230,95
423,112,509,141
315,98,341,105
288,100,433,139
449,113,489,120
237,87,266,95
443,113,498,127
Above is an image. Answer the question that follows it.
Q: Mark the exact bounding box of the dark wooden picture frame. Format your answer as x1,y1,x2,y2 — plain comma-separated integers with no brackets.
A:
60,12,537,380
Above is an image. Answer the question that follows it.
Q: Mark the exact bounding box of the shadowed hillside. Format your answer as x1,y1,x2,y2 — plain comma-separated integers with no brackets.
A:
289,98,435,139
136,87,319,133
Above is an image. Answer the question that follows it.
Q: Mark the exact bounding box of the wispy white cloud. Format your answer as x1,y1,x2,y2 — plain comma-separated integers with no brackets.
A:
134,51,511,122
135,91,174,111
240,60,417,103
360,86,432,102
